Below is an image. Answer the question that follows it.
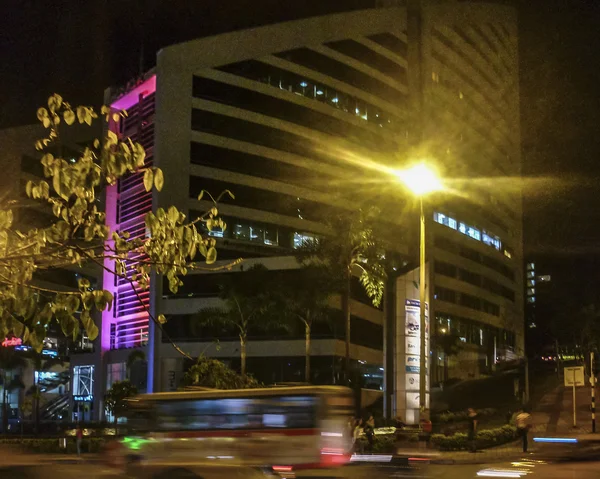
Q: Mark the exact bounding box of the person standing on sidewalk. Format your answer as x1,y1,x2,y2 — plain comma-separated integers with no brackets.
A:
467,407,478,452
516,407,532,453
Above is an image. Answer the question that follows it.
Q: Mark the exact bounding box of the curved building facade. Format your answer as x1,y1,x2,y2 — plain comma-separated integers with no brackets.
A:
98,0,523,419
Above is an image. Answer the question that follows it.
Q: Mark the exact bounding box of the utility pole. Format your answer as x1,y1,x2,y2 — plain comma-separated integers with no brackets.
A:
592,352,596,433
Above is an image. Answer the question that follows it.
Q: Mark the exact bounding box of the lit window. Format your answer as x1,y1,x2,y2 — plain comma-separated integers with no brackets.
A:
538,275,551,282
294,232,316,249
467,227,481,241
73,365,94,397
527,297,535,303
448,217,457,230
458,223,467,234
331,97,338,103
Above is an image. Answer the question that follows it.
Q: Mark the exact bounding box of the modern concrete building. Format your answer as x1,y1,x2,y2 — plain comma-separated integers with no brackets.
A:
94,0,523,422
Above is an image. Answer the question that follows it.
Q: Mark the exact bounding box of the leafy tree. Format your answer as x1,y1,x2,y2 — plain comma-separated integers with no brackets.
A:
273,266,334,383
104,380,138,424
192,264,277,375
0,94,235,359
181,355,261,389
297,208,387,379
0,347,27,432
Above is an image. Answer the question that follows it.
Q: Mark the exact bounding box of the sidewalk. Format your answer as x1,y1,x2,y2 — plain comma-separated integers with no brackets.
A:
395,439,527,465
530,383,598,436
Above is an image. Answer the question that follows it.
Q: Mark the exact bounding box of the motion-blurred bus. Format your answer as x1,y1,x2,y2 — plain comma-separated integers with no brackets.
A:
118,386,355,475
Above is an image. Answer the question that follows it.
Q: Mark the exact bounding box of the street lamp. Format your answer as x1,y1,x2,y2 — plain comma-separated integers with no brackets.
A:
395,163,443,414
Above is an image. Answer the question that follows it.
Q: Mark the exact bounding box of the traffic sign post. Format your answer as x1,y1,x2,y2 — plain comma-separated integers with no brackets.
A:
564,366,585,428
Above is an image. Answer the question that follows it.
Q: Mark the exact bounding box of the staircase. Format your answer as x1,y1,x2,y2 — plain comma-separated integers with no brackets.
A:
41,394,69,420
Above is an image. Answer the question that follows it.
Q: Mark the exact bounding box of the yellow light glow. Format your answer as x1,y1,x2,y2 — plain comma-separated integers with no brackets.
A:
395,163,443,196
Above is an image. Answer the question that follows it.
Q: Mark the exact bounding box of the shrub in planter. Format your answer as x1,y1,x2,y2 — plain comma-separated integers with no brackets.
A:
431,425,516,451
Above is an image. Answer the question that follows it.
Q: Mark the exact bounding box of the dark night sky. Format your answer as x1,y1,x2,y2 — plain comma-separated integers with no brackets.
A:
1,0,599,259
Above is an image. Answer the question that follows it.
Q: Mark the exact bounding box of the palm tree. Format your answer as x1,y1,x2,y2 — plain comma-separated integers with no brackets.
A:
297,207,387,380
192,264,276,375
274,266,334,383
0,346,27,432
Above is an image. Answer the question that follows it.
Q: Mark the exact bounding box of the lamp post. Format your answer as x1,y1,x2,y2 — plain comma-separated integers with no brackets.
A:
396,163,443,413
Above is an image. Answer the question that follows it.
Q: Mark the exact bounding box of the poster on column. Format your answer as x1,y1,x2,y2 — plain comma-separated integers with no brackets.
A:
406,392,430,409
405,355,420,373
406,336,420,355
405,299,421,337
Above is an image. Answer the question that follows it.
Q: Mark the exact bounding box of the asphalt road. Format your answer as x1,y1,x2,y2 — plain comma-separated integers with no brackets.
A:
3,460,600,478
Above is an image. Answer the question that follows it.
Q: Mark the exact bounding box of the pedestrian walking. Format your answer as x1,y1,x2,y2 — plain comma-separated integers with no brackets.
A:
364,414,375,452
467,407,478,453
76,424,83,456
352,417,364,454
516,407,532,453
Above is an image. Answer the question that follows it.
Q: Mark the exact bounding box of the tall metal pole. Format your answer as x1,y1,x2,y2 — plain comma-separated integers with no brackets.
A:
524,357,530,405
591,352,596,433
573,368,577,428
419,198,427,412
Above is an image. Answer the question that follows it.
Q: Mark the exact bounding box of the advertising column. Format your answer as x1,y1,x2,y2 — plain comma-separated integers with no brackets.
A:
394,266,430,424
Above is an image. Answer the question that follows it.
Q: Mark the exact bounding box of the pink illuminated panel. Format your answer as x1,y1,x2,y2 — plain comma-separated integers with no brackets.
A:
102,75,156,352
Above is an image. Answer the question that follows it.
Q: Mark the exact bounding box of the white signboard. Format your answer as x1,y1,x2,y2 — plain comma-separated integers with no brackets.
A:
564,366,585,387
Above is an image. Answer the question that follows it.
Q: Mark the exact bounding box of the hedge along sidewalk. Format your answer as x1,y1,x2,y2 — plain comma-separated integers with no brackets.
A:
0,437,106,454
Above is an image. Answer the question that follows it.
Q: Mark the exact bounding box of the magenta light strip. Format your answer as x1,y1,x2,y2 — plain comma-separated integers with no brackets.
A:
111,75,156,111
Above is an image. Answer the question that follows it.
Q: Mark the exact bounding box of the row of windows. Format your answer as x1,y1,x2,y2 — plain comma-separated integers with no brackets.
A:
162,310,383,351
452,26,508,84
434,235,514,281
435,312,515,349
431,48,509,128
190,142,328,187
435,285,500,316
365,33,408,58
323,38,407,82
433,212,511,258
433,28,501,97
192,75,398,152
190,176,344,223
273,47,407,105
431,83,511,161
163,257,378,312
435,260,515,302
216,60,402,133
190,109,361,174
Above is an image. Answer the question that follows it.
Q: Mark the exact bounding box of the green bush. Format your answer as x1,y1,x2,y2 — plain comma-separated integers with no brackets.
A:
0,437,106,454
372,435,395,453
431,425,516,451
433,408,497,424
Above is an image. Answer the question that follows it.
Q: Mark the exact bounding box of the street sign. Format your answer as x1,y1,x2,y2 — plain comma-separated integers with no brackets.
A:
564,366,585,387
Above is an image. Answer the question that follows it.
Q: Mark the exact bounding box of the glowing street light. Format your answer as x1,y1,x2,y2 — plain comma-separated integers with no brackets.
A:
395,163,443,197
395,162,443,417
